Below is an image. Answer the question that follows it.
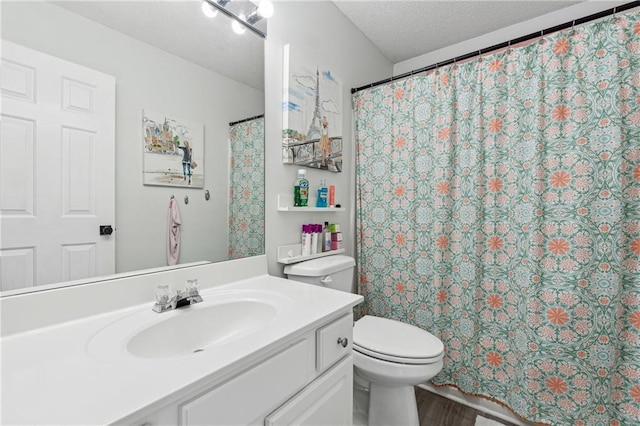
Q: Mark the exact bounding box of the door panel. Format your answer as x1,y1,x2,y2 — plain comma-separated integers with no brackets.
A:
0,40,115,291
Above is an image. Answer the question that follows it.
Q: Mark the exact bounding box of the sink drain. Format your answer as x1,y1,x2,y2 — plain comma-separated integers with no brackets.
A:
193,348,204,353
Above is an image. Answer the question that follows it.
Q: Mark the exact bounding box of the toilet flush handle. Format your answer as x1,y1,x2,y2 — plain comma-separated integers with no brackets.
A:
320,275,333,285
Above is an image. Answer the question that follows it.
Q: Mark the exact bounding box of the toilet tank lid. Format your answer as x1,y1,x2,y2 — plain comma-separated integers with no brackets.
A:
284,255,355,276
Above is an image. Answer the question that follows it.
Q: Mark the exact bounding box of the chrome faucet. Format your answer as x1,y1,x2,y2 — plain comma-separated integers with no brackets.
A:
153,279,203,313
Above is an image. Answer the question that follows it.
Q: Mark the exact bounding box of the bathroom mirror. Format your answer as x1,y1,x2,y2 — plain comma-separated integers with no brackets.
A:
0,0,265,294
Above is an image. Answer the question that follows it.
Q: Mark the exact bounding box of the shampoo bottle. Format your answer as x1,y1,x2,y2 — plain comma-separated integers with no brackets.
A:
316,224,323,253
301,225,311,256
310,224,318,255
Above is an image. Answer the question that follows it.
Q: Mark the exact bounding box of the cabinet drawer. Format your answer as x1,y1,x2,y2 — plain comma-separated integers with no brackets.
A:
316,313,352,372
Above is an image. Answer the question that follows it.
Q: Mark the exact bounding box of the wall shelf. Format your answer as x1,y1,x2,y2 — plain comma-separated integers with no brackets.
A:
277,244,345,265
277,194,345,212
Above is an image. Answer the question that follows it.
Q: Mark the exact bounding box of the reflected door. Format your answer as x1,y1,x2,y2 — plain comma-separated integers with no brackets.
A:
0,41,116,291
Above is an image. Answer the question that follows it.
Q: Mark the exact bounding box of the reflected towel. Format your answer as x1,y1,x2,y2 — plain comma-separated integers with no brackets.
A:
167,198,181,265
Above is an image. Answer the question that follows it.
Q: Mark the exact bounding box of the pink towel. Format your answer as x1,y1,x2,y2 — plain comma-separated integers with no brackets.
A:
167,198,181,265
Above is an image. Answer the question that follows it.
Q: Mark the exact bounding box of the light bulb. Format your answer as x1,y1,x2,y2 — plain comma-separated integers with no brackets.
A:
232,16,246,34
257,0,274,18
201,1,218,18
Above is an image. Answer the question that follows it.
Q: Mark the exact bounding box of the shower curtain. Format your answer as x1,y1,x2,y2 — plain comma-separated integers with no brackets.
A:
354,10,640,425
228,117,265,259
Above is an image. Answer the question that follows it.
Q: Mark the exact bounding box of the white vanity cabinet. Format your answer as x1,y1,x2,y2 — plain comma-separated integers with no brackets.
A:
133,313,354,426
1,257,363,425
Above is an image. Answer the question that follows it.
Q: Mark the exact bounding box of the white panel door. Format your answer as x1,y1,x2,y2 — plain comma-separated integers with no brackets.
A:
0,40,115,291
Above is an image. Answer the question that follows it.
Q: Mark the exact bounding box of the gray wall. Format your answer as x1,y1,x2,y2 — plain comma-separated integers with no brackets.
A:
264,2,393,276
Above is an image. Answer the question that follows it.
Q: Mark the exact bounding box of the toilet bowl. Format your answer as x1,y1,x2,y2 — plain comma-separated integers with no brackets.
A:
284,256,445,426
353,315,444,426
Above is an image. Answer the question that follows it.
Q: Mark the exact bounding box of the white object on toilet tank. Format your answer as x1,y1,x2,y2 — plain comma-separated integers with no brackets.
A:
284,255,355,293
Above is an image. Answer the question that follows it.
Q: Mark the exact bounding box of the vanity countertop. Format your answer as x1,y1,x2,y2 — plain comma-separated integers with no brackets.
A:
1,274,362,425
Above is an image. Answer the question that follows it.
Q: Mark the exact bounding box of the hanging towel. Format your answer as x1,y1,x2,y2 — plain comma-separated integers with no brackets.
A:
167,198,181,265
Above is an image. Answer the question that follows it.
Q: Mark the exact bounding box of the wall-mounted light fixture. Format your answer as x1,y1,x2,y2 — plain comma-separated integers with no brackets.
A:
232,14,247,35
201,2,218,18
201,0,272,38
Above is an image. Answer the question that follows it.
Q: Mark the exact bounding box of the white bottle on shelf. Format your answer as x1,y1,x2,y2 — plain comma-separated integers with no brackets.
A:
310,224,318,255
301,224,311,256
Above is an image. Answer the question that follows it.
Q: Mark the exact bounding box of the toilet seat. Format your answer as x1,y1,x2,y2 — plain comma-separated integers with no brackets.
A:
353,315,444,365
353,344,443,364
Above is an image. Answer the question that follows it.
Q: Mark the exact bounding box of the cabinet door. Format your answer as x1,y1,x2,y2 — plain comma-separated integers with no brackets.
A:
265,355,353,426
180,339,310,426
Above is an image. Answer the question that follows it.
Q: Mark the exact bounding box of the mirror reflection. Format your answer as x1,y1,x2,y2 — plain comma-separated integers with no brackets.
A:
0,0,265,293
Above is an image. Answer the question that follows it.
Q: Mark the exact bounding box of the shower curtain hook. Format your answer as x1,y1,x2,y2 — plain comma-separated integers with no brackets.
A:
507,39,512,54
571,19,576,35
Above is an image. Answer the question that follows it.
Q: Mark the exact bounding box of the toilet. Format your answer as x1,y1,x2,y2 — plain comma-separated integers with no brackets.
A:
284,255,444,426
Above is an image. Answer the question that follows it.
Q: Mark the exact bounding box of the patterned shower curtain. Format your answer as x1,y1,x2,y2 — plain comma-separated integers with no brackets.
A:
354,10,640,425
228,117,265,259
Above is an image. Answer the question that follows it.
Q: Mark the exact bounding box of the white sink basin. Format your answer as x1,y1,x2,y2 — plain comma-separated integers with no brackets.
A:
128,300,276,359
87,289,291,361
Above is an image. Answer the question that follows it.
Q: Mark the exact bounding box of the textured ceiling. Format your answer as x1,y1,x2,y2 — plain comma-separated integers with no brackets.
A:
54,1,266,91
333,1,581,64
334,0,579,64
50,1,585,93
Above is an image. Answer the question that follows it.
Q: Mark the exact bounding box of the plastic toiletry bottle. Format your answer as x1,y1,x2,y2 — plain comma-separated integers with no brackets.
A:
294,169,309,207
310,224,318,255
301,225,311,256
316,224,323,253
316,180,328,208
329,185,335,207
323,222,332,252
330,223,343,250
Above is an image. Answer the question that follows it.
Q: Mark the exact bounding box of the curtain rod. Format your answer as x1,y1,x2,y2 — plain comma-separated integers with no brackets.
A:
351,1,640,94
229,114,264,126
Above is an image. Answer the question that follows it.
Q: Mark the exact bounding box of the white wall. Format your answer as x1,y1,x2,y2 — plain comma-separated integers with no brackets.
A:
1,2,264,273
394,1,629,76
264,1,393,276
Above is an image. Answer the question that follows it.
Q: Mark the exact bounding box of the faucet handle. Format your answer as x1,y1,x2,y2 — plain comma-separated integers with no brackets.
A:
155,284,172,305
153,284,176,313
186,279,200,296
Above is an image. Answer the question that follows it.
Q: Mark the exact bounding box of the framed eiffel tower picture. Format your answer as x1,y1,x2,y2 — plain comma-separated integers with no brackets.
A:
282,44,343,172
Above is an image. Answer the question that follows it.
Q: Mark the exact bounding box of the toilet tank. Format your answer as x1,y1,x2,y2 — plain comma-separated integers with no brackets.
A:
284,255,356,293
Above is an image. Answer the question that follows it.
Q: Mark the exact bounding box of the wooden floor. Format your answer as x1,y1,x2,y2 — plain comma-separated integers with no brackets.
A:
415,388,519,426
